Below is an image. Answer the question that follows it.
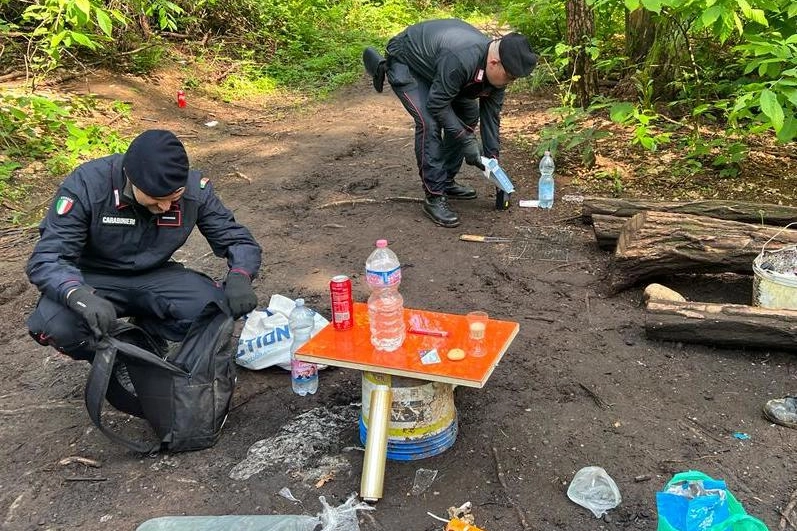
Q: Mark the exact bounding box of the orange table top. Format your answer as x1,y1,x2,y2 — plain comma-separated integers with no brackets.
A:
295,302,519,388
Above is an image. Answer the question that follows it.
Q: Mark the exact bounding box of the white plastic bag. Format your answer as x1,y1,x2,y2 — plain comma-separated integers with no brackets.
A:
566,466,622,518
236,294,329,371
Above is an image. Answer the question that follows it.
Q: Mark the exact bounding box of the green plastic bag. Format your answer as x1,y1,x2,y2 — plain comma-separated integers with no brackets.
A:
657,471,769,531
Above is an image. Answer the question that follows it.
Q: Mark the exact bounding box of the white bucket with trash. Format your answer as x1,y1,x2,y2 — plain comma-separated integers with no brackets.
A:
752,223,797,310
360,372,457,461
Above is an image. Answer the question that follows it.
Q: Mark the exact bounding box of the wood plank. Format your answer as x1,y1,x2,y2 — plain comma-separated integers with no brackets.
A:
295,303,520,388
645,298,797,351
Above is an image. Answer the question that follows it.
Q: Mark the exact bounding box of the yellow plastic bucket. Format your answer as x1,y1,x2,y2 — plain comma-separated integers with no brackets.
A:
360,372,457,460
752,224,797,310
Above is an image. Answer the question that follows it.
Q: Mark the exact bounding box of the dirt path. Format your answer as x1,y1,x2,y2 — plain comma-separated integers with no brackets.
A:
1,72,795,531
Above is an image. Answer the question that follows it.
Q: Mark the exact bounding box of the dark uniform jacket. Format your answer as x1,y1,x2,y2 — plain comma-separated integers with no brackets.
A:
388,18,505,157
26,154,262,305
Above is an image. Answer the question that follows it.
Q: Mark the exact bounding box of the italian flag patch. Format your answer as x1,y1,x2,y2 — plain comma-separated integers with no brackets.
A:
55,196,74,215
200,177,209,189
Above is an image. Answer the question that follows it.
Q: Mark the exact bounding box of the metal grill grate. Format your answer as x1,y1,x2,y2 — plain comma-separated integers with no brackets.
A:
504,225,575,263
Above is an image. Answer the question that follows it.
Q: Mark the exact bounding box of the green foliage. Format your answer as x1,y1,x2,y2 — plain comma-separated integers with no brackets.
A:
19,0,126,76
0,92,129,179
141,0,183,31
128,45,167,74
731,31,797,141
609,101,673,150
536,104,611,165
0,162,24,204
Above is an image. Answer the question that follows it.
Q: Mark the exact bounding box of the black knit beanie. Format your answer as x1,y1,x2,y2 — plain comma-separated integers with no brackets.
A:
498,33,538,78
122,130,189,197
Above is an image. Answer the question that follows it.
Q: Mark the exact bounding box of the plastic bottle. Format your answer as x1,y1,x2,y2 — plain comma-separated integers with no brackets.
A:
538,150,555,209
365,239,405,352
289,298,318,396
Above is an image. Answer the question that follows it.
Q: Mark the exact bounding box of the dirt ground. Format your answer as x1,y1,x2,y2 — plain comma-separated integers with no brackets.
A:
1,69,796,531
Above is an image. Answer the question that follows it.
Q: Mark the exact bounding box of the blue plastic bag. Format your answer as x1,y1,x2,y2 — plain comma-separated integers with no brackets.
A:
656,471,768,531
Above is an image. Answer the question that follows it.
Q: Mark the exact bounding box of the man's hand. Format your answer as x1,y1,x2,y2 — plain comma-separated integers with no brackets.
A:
462,135,485,170
66,286,117,338
224,272,258,318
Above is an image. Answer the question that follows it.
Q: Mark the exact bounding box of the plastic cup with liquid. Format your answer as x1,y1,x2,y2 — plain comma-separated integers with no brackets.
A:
466,311,488,340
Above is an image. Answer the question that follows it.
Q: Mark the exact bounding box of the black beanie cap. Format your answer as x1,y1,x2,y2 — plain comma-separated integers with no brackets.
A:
123,130,189,197
498,32,538,78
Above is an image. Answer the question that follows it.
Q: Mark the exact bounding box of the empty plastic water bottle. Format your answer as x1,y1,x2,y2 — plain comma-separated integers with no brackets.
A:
289,299,318,396
538,151,555,209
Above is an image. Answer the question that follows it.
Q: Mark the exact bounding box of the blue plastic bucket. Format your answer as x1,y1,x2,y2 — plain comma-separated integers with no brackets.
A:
360,372,458,461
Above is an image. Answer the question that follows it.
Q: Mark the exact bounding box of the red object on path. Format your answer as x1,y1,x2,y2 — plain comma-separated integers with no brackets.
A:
177,90,186,108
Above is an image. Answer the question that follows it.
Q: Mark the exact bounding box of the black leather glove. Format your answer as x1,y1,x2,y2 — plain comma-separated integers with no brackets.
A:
224,272,258,318
66,286,117,338
462,135,485,170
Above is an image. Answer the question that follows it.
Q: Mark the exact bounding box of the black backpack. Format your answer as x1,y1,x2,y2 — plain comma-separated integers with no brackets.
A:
85,301,236,453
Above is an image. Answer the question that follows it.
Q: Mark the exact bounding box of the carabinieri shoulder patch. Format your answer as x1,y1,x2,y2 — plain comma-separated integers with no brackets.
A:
55,196,75,215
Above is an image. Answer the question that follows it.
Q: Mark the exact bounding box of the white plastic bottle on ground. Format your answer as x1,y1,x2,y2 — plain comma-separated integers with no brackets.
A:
289,298,318,396
365,239,405,352
538,150,555,209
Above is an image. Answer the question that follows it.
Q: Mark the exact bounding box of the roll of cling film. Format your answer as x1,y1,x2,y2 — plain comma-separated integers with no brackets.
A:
445,518,486,531
360,385,391,502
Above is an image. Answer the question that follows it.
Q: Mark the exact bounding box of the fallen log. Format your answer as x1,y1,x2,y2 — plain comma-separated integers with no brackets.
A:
592,214,627,250
645,298,797,351
610,211,797,292
582,197,797,226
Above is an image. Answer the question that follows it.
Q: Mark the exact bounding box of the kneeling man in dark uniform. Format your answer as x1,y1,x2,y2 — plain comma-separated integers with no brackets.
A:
25,130,261,408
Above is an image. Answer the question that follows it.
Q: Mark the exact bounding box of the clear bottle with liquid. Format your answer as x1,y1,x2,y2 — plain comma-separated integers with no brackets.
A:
289,298,318,396
538,150,555,209
365,240,405,352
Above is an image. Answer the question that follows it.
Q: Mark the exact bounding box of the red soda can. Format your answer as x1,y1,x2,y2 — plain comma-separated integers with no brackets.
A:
330,275,353,330
177,90,186,108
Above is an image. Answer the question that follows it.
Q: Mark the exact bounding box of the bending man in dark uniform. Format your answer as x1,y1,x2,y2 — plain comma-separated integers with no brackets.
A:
364,19,538,227
25,130,261,404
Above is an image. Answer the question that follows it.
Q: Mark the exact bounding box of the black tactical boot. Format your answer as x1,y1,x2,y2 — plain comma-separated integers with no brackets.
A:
362,47,387,93
423,194,460,227
444,180,477,200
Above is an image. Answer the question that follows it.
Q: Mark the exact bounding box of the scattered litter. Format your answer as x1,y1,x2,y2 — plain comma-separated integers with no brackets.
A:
566,466,622,518
58,456,101,468
229,404,358,481
446,518,487,531
420,349,441,365
732,432,750,440
427,511,449,523
447,501,474,524
135,494,373,531
634,474,652,482
518,200,539,208
410,468,438,495
317,494,374,531
315,471,335,488
204,120,218,127
561,194,585,203
279,487,301,502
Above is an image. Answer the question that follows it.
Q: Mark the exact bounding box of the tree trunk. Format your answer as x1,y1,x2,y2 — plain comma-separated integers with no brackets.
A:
645,299,797,351
566,0,598,108
610,211,797,292
582,197,797,226
644,14,688,100
625,9,655,67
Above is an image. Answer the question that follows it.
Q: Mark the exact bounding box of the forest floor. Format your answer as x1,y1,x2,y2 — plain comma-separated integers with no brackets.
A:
1,66,797,531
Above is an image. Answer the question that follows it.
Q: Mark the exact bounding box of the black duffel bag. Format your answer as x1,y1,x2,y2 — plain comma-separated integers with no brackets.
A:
85,301,236,453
